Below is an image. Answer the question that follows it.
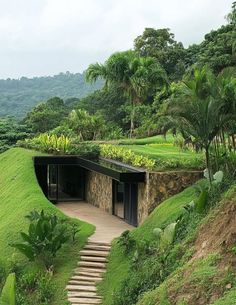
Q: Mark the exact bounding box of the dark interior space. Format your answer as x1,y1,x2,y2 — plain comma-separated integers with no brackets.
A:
113,180,138,226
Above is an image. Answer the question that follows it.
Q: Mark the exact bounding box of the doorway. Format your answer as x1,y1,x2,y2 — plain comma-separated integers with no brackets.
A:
112,180,138,226
48,165,85,202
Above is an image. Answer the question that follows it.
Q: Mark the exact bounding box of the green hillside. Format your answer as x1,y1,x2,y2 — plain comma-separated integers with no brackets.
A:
0,72,103,118
0,148,94,305
99,179,236,305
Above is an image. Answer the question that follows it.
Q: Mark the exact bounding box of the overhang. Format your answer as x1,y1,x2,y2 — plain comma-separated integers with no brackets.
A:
34,156,146,183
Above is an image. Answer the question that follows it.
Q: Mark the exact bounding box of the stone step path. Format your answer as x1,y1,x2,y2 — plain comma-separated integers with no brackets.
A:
66,239,111,305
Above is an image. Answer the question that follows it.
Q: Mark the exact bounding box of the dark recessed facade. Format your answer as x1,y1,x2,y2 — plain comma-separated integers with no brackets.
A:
34,156,202,226
34,156,145,226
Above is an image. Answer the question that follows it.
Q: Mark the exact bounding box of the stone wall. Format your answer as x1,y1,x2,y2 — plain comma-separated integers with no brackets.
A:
138,171,203,224
85,171,113,214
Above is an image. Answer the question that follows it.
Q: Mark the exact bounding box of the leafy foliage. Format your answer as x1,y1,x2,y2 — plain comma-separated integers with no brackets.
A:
153,222,177,252
18,133,71,154
0,117,30,153
117,231,136,254
100,144,156,170
0,72,102,118
23,97,69,134
11,210,70,270
134,28,186,81
0,273,16,305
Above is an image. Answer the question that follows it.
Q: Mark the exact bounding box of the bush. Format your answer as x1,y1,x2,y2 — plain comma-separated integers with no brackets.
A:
18,134,101,159
18,134,71,154
11,210,70,270
100,144,156,170
69,143,100,160
117,231,136,254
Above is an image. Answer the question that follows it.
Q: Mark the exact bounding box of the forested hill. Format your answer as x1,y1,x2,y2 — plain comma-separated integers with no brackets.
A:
0,72,103,118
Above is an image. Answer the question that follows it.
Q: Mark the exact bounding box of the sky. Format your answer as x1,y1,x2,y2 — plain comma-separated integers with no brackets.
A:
0,0,233,79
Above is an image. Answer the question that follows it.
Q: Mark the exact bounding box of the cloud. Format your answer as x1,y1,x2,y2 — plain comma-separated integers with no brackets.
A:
0,0,232,78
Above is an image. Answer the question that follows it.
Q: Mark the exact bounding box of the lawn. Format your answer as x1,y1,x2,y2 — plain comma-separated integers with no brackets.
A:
118,143,204,170
0,148,95,305
100,134,205,170
118,134,176,145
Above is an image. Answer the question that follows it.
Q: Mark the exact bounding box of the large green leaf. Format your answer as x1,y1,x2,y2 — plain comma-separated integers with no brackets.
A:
160,222,177,251
0,273,16,305
195,189,208,213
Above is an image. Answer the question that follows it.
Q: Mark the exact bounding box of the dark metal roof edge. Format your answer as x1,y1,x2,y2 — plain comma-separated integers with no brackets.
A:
33,155,146,183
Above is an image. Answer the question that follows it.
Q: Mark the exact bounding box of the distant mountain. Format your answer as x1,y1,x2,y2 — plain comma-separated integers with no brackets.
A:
0,72,103,119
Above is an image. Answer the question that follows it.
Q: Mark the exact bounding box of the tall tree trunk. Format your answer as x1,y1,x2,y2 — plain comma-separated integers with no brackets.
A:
130,101,135,138
205,145,212,184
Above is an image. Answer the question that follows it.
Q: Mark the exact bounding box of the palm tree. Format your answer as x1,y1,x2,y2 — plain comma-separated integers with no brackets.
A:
163,66,236,180
86,51,167,137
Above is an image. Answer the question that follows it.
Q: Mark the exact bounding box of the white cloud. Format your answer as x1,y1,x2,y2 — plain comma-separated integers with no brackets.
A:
0,0,232,78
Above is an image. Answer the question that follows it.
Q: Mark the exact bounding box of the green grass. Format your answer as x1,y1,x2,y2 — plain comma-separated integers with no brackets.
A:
99,183,200,305
120,144,200,161
0,148,95,305
118,134,176,145
119,144,204,170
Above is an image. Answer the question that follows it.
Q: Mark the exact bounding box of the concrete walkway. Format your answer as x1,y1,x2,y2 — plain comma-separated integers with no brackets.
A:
57,201,134,243
58,201,134,305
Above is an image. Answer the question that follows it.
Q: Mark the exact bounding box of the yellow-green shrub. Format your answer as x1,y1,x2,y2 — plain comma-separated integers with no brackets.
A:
100,144,155,170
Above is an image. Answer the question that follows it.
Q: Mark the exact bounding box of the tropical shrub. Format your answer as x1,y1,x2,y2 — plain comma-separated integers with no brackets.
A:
153,222,177,252
117,231,136,254
18,133,71,154
100,144,156,170
11,210,69,270
0,273,16,305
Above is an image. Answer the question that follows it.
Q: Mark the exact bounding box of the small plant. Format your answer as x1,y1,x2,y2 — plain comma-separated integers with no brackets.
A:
67,220,81,243
11,210,69,270
231,246,236,256
36,272,55,303
0,273,16,305
153,222,177,253
117,231,136,254
184,170,224,214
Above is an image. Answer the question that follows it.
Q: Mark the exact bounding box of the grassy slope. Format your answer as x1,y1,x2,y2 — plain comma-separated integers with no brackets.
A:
0,148,95,305
137,187,236,305
99,184,200,305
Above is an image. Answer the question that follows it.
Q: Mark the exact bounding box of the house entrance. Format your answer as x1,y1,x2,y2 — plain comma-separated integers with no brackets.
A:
112,180,138,226
48,165,85,202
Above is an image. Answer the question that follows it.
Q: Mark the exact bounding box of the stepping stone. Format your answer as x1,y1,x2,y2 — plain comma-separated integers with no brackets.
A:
68,298,101,304
74,269,102,277
87,240,111,247
78,261,106,269
70,275,102,282
68,280,97,285
68,291,100,298
80,250,109,257
80,256,108,263
84,245,111,251
79,267,106,273
66,285,96,292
